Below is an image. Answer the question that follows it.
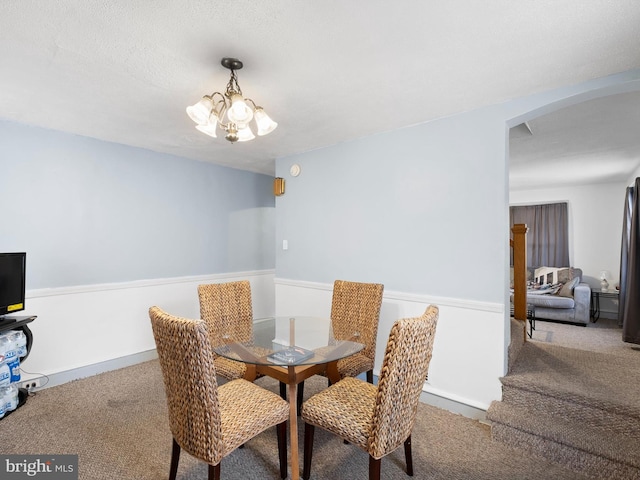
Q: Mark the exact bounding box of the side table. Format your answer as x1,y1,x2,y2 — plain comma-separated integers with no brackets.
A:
510,304,536,338
590,288,619,322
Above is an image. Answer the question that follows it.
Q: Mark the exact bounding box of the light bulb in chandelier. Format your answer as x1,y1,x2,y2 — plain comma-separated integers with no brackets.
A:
186,57,277,143
227,93,254,127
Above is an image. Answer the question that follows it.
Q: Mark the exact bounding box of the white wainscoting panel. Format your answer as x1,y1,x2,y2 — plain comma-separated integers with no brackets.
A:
18,270,274,386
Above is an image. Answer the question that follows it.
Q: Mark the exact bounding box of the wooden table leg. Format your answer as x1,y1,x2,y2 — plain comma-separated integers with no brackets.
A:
243,363,257,381
325,360,340,385
288,366,299,480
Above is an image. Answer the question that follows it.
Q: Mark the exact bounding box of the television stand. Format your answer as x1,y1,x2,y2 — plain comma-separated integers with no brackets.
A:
0,316,18,327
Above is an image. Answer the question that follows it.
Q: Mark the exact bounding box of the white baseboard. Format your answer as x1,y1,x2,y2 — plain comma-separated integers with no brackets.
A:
419,387,487,421
21,349,158,391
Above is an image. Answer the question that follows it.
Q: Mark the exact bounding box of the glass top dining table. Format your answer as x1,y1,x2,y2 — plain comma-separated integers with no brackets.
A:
211,316,364,367
211,316,364,480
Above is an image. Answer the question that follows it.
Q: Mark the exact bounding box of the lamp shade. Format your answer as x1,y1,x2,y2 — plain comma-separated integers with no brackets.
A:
186,96,214,125
196,123,217,138
237,125,256,142
254,108,278,136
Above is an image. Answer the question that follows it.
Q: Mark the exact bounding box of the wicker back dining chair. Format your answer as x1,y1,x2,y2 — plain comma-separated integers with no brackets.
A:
149,306,289,480
330,280,385,383
300,305,439,480
198,280,254,380
292,280,384,412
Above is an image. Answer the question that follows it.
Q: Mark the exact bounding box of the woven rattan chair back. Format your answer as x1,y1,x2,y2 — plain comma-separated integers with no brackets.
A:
198,280,253,346
368,305,439,459
149,306,224,466
330,280,384,371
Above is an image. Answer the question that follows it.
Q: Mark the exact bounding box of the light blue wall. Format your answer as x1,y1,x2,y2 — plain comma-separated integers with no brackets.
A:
0,121,275,289
276,109,507,302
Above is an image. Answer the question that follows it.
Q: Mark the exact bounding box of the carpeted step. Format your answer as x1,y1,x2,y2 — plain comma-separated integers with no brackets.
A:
489,340,640,479
487,401,640,480
500,381,640,438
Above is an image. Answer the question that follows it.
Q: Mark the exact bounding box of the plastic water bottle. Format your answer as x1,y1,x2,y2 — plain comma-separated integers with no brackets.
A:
3,384,18,412
6,331,26,383
0,333,8,365
1,332,20,383
0,384,19,418
8,357,20,383
10,330,27,358
0,387,6,418
0,363,10,387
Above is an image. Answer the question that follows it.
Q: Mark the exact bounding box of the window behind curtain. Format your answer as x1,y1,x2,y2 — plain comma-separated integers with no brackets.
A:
510,202,570,268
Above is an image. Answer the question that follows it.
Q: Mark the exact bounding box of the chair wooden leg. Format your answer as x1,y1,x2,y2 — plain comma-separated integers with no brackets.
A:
404,435,414,476
279,381,287,400
208,463,220,480
369,456,381,480
297,381,305,415
277,421,288,479
302,423,315,480
169,438,180,480
366,370,374,384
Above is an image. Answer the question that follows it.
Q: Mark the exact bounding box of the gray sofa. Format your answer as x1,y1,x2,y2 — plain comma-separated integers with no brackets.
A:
511,267,592,325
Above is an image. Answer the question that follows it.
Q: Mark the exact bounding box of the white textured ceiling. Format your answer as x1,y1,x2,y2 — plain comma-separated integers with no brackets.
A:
1,1,640,186
510,92,640,190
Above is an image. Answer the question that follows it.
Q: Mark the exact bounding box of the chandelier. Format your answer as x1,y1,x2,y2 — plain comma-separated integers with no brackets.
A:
186,57,278,143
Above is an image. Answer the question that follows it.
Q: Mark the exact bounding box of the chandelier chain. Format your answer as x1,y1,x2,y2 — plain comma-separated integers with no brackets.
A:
225,70,243,97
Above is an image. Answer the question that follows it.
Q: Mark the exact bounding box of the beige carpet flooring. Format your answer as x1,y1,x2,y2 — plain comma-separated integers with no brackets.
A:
529,317,640,359
0,359,592,480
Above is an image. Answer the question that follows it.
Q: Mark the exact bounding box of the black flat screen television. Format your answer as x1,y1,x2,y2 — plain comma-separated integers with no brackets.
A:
0,252,26,318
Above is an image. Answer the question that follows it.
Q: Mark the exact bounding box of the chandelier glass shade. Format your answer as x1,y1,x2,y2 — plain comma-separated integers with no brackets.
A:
186,58,277,143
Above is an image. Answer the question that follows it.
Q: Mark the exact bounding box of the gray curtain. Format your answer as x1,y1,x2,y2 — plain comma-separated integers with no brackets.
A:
510,202,570,268
619,178,640,344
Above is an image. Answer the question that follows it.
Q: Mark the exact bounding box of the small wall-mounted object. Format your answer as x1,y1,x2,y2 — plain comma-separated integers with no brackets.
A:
273,177,285,196
289,164,301,177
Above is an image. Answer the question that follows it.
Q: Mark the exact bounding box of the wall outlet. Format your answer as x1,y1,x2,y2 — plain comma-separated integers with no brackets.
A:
19,378,41,391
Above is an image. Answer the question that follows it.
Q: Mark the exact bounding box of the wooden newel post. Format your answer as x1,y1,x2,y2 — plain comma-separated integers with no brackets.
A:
511,224,528,325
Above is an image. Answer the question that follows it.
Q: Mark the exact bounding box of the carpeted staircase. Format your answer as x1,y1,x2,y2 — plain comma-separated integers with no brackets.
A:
487,321,640,479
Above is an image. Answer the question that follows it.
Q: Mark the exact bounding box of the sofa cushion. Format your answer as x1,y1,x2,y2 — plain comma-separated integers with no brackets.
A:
559,276,581,297
557,268,573,284
526,294,575,309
